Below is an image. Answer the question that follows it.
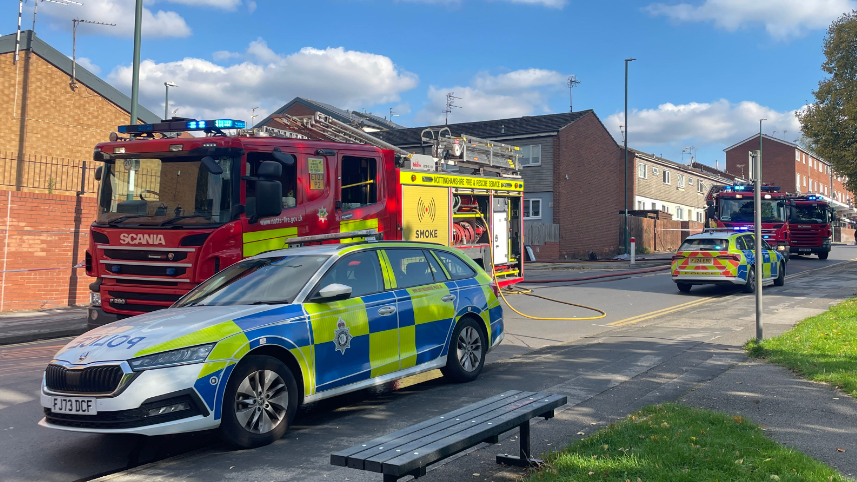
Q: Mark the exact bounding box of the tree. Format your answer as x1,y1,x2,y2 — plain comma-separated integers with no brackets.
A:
798,10,857,193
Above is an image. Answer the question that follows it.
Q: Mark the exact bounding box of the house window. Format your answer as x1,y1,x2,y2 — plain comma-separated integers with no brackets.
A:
637,201,644,210
677,174,685,188
523,198,541,219
676,207,684,220
803,175,807,187
638,163,648,179
652,166,659,176
802,153,806,164
518,144,541,167
651,202,657,210
796,150,800,161
688,177,694,185
662,205,670,214
796,173,800,191
696,211,704,223
663,170,671,184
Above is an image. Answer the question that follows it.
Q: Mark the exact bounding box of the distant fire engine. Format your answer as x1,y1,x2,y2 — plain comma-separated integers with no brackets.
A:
788,195,833,259
705,183,791,254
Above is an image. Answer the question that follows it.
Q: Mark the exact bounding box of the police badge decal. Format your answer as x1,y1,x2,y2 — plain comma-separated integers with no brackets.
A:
333,318,352,354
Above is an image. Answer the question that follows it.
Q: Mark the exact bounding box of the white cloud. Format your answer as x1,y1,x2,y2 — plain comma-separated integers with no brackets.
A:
212,50,241,61
415,68,565,124
39,0,191,38
398,0,566,7
247,1,257,13
74,57,101,75
166,0,243,9
107,38,418,122
605,99,802,147
645,0,856,40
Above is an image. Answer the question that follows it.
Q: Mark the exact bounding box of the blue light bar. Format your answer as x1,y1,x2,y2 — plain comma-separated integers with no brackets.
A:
763,235,770,239
117,119,246,135
733,226,750,231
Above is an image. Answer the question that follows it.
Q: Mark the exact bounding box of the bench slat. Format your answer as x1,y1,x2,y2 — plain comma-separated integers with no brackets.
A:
381,394,566,477
331,389,525,467
360,392,545,472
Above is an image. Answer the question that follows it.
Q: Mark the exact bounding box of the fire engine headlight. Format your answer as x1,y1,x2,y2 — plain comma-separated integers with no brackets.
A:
128,344,215,372
777,245,786,251
823,238,832,246
90,292,101,306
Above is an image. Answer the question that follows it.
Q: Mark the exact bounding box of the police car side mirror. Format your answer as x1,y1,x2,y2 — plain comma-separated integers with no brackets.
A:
313,283,352,302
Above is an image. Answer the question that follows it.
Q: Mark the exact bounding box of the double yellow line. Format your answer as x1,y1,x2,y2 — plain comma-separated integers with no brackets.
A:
607,257,857,328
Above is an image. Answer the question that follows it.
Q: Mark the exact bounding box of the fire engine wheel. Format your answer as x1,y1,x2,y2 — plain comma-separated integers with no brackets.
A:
774,262,785,286
818,252,829,260
220,355,298,449
742,267,756,294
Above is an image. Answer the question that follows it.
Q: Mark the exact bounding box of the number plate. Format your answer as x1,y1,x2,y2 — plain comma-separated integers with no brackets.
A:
51,397,97,415
799,248,811,252
690,257,713,264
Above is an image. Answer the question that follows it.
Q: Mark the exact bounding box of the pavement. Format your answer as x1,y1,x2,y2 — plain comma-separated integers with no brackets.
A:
0,248,855,481
0,307,88,345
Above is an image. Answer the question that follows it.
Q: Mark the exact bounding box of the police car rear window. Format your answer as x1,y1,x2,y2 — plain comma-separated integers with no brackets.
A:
433,250,475,281
679,239,729,251
385,249,440,288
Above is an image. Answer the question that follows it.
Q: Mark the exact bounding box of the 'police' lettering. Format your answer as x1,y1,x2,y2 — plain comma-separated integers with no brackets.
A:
107,335,129,348
415,229,439,239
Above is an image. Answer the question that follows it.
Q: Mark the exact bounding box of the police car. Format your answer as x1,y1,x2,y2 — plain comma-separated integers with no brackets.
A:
672,231,786,293
40,242,503,448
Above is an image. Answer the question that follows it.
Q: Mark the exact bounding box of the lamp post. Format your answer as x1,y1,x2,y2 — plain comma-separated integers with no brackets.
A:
129,0,143,125
624,58,636,256
164,82,178,120
755,118,766,342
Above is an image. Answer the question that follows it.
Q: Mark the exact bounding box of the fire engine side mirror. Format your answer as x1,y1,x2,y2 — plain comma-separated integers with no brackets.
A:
254,161,283,219
94,166,103,181
201,156,223,175
272,147,295,166
706,205,715,219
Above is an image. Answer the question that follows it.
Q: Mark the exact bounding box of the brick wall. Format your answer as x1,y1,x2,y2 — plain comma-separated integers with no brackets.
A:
553,113,629,259
529,242,559,261
0,191,95,312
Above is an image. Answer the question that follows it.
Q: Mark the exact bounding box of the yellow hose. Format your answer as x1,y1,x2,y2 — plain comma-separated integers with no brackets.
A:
478,215,607,321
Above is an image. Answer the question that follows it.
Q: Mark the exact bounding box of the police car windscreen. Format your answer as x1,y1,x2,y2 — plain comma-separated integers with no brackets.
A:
679,238,728,251
174,255,329,307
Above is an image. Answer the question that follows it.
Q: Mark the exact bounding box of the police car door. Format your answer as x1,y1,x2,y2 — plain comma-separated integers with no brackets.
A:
383,248,457,371
304,250,399,393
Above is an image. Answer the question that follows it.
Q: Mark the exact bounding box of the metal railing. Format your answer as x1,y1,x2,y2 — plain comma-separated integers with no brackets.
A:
0,152,98,195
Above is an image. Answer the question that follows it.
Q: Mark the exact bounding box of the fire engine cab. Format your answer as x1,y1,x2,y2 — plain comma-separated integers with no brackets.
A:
85,115,524,326
705,183,791,254
788,195,833,259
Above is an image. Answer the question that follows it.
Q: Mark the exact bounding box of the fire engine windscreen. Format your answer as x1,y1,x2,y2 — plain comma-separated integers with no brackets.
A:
719,198,786,223
97,155,235,226
790,204,830,224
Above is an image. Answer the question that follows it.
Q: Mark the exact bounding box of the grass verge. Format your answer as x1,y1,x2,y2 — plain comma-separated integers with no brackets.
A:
525,403,844,482
745,297,857,397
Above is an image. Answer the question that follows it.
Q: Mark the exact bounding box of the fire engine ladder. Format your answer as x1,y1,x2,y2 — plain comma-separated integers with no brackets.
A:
421,128,520,176
273,113,413,159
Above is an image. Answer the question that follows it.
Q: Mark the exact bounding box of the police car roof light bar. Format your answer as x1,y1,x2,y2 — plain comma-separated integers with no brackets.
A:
283,229,379,246
117,119,246,135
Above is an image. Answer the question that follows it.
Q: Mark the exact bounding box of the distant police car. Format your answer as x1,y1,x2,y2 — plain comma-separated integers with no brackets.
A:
671,231,786,293
40,242,504,448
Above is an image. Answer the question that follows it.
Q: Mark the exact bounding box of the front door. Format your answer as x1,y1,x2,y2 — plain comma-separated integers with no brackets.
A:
382,248,457,370
305,249,398,393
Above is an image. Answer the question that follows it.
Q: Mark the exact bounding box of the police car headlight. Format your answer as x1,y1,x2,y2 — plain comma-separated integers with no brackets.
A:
129,344,215,372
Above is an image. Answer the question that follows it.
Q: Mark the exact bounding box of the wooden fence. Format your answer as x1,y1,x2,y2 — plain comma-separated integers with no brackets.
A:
623,215,704,253
525,222,559,246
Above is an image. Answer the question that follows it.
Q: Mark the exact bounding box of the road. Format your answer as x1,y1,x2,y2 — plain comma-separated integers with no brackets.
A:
0,246,854,482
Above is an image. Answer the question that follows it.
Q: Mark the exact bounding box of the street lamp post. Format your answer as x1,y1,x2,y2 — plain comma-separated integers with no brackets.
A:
624,58,636,256
129,0,143,125
755,118,766,342
164,82,178,120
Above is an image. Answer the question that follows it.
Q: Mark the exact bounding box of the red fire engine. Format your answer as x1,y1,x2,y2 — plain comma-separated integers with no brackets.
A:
788,195,833,259
85,115,524,326
705,183,791,254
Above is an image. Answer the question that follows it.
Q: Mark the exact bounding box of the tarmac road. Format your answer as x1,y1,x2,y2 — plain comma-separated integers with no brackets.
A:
0,246,853,482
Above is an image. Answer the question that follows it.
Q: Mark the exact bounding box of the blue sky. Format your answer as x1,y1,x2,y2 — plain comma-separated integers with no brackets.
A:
17,0,855,167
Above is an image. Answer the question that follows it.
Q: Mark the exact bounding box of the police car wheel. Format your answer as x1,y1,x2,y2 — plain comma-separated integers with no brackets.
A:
442,318,486,383
742,267,756,294
220,355,298,449
774,262,785,286
676,283,692,292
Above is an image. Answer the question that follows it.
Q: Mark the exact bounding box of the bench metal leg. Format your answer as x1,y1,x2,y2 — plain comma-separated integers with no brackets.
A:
496,420,543,468
383,467,426,481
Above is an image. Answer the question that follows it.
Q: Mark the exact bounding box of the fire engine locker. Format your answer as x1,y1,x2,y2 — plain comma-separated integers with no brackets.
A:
493,198,509,264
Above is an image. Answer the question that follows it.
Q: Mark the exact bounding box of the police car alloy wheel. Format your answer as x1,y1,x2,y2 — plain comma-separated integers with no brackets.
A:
743,267,756,294
220,355,298,449
774,262,785,286
442,318,486,383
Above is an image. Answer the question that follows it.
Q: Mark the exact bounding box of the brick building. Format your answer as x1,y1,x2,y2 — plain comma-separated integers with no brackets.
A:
724,134,853,206
627,149,735,223
0,30,159,311
1,30,159,192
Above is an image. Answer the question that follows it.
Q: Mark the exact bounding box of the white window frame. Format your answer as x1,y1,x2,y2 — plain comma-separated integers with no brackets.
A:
677,173,685,188
796,173,800,192
652,166,659,175
663,170,671,185
651,202,657,210
688,177,694,185
638,163,648,179
518,144,542,167
803,175,807,187
676,207,684,220
696,211,704,223
523,198,542,219
796,150,800,161
697,180,705,193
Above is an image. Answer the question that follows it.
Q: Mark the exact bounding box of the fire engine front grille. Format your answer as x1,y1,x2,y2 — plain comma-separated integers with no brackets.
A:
108,301,170,313
102,249,188,262
45,364,124,394
790,230,822,247
107,291,182,303
104,264,187,277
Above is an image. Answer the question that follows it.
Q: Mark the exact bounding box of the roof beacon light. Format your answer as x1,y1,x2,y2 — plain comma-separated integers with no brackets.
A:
118,119,246,135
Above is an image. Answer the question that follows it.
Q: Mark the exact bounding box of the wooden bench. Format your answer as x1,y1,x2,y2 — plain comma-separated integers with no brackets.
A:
330,390,567,481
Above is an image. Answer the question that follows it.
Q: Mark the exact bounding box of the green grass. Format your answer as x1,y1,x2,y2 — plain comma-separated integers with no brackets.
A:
525,404,845,482
745,297,857,398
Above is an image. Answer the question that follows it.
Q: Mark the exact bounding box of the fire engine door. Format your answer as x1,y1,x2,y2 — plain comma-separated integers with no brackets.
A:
493,212,509,264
